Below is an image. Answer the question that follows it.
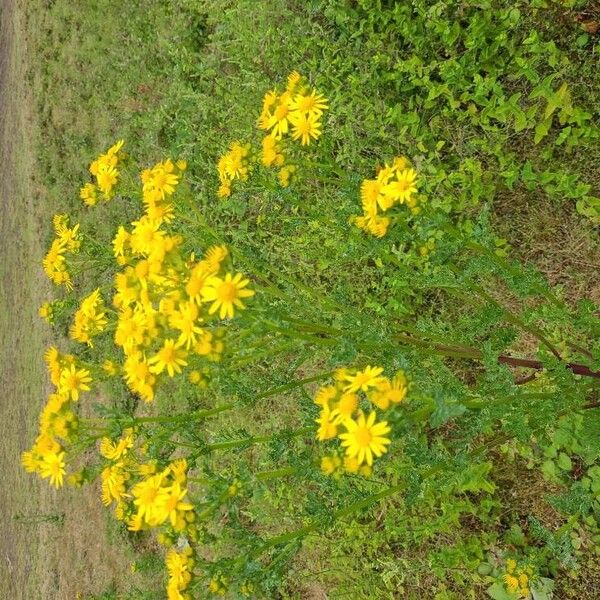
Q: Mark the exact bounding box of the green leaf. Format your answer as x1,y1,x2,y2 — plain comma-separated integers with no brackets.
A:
429,394,466,428
531,577,555,600
542,459,557,480
487,582,516,600
514,110,528,132
534,117,552,144
557,452,572,471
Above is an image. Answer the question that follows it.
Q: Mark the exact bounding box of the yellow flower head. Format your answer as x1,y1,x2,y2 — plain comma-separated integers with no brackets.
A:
80,183,98,206
286,70,302,92
201,272,255,320
369,372,408,410
339,412,391,466
96,164,119,196
290,112,322,146
59,364,92,401
148,339,188,377
320,454,341,475
38,451,66,488
290,89,329,119
344,365,385,393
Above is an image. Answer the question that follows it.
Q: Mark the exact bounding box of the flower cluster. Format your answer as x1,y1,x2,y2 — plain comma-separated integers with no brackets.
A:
315,366,407,475
21,347,92,488
141,157,186,221
113,226,253,401
166,547,196,600
354,157,420,237
77,151,255,402
217,142,251,198
258,70,328,146
503,559,534,598
98,430,199,598
38,301,54,323
70,288,108,346
80,139,126,204
216,71,328,197
42,214,81,289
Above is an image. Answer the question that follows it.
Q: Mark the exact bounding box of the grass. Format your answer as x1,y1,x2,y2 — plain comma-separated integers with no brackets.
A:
4,0,599,597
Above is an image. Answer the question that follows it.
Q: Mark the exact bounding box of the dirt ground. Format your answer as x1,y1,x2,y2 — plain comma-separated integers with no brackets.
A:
0,2,146,598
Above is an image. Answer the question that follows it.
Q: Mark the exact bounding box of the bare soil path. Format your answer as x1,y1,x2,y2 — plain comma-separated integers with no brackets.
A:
0,1,52,597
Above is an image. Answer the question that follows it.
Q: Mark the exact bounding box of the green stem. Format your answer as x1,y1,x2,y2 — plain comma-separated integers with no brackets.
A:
466,281,563,361
207,426,312,452
126,404,235,425
255,466,298,481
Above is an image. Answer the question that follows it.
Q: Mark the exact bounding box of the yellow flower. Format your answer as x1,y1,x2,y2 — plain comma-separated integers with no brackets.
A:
142,159,180,201
316,408,338,441
100,429,134,461
59,364,92,401
204,244,228,269
320,454,341,475
278,164,296,187
344,365,384,393
339,412,391,466
314,385,337,407
112,226,130,258
503,574,519,593
217,141,250,193
266,95,292,138
96,164,119,196
130,216,164,256
131,473,169,525
188,370,207,387
261,135,285,167
148,339,188,377
38,451,66,488
38,302,54,323
331,392,359,424
369,373,407,410
360,179,382,215
155,481,194,528
101,463,128,506
21,450,40,473
102,360,119,376
201,272,255,319
290,112,322,146
367,215,391,238
290,90,329,118
80,183,98,206
381,168,418,205
169,301,204,349
286,70,302,92
166,548,192,590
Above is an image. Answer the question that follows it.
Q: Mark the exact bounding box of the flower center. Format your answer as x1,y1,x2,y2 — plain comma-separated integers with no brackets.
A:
275,104,289,120
355,426,372,448
299,96,315,111
218,281,237,302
